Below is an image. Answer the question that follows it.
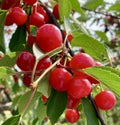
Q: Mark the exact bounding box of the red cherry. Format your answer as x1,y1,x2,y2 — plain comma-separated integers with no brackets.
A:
13,75,18,83
5,11,14,26
53,4,59,19
23,0,37,5
65,109,80,123
10,7,27,25
36,56,52,75
27,35,36,47
42,95,48,103
36,24,63,52
68,77,92,99
87,76,100,84
63,31,73,42
32,4,49,22
70,53,95,77
67,95,81,109
2,0,20,10
16,51,35,71
49,68,72,91
94,90,116,110
0,54,3,59
29,12,45,28
22,74,31,88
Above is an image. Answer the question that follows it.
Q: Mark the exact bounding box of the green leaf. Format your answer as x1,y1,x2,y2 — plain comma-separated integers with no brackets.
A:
69,0,85,17
83,66,120,97
0,10,7,53
0,52,19,67
58,0,71,21
64,17,72,34
83,0,103,10
108,3,120,12
2,114,21,125
96,31,109,44
71,34,109,61
47,90,68,124
82,98,100,125
0,67,15,79
36,98,47,122
9,25,27,52
38,74,51,98
18,91,40,114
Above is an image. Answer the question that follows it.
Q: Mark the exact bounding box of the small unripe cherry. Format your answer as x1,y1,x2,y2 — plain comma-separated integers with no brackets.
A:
36,24,63,52
10,7,27,25
94,90,116,110
68,77,92,99
29,12,45,28
65,109,80,123
49,68,72,91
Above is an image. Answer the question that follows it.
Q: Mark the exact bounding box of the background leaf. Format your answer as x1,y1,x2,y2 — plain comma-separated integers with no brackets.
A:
58,0,71,21
2,114,21,125
47,90,67,124
18,91,40,114
83,0,103,10
71,34,109,61
108,3,120,12
9,25,27,52
83,66,120,97
82,98,100,125
0,52,19,67
0,10,7,53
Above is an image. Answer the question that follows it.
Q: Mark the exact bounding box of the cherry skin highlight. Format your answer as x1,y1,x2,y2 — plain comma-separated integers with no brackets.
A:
36,24,63,52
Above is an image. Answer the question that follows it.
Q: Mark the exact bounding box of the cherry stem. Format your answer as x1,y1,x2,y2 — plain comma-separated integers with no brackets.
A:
88,94,106,125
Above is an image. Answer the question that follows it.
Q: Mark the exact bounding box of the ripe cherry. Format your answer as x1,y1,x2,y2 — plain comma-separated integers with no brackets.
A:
29,12,45,28
87,76,100,84
49,68,72,91
42,95,48,103
67,95,81,109
32,4,49,23
68,77,92,99
65,109,80,123
53,4,59,19
36,56,52,75
70,53,95,77
1,0,20,10
63,31,73,42
94,90,116,110
36,24,63,52
16,51,35,71
10,7,27,25
27,35,36,47
22,74,31,88
23,0,37,5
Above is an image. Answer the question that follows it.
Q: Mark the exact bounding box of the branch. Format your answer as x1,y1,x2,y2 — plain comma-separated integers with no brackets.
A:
88,94,106,125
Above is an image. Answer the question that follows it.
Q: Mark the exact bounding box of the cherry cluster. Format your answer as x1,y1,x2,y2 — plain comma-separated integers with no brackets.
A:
2,0,116,124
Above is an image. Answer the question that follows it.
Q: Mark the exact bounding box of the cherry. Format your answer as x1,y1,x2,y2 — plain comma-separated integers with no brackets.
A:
5,11,14,26
49,68,72,91
27,35,36,47
36,56,52,75
41,95,48,103
10,7,27,25
29,12,45,28
94,90,116,110
22,74,31,88
87,76,100,84
13,75,18,83
67,95,81,109
65,109,80,123
23,0,37,5
67,77,92,99
1,0,20,10
16,51,35,71
70,53,95,77
53,4,59,19
36,24,63,52
63,31,73,42
32,4,49,23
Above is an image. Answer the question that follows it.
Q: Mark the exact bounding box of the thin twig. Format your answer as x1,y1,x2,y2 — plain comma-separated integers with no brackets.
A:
88,94,106,125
